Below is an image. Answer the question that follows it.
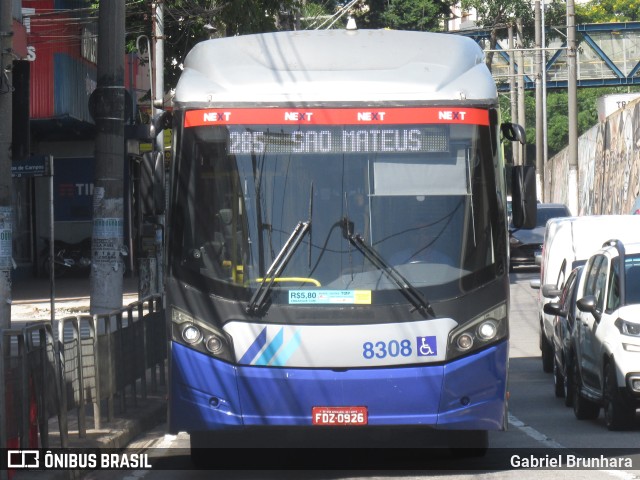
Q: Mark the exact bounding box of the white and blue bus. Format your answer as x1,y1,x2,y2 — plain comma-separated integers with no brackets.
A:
162,27,535,460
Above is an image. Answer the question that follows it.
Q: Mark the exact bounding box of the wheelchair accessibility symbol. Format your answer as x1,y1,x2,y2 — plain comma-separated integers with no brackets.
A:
417,336,437,356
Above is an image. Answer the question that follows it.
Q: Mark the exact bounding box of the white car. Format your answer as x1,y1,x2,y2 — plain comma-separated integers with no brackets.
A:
532,215,640,374
572,239,640,430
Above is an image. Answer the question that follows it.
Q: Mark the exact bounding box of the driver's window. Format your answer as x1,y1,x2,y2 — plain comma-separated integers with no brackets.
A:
560,270,576,310
606,261,620,312
583,255,603,298
593,256,608,312
556,258,567,290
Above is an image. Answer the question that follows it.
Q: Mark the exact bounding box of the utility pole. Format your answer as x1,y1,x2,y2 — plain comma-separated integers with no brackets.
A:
567,0,579,215
508,25,518,166
541,0,549,173
535,0,544,200
152,0,164,296
89,0,126,314
516,18,526,167
0,0,13,330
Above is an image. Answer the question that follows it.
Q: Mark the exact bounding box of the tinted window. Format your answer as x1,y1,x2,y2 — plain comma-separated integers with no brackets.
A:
593,257,609,311
606,261,620,312
624,255,640,304
584,255,605,300
560,268,577,311
170,119,504,305
536,206,570,227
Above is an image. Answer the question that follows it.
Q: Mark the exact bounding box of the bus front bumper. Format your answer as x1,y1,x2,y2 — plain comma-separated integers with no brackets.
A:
168,340,508,433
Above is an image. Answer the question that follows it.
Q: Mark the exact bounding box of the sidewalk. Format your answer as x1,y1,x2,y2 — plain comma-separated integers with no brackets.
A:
11,275,140,322
8,275,168,480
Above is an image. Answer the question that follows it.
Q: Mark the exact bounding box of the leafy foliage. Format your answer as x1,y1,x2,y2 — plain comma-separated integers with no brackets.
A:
460,0,532,29
121,1,303,89
378,0,450,32
120,0,455,91
576,0,640,23
459,0,533,71
496,0,640,159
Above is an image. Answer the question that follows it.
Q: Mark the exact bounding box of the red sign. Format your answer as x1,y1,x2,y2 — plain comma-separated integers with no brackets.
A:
12,20,28,59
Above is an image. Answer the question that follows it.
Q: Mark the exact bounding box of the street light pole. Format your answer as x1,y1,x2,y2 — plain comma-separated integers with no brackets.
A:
509,25,519,166
541,0,549,172
516,18,526,167
567,0,579,215
535,0,544,200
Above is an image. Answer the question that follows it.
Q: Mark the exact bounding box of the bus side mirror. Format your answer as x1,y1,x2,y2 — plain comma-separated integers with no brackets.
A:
511,165,537,229
140,151,166,216
501,123,526,144
150,111,173,138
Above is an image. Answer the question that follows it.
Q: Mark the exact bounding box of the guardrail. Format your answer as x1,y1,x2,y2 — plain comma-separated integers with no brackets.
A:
0,294,165,456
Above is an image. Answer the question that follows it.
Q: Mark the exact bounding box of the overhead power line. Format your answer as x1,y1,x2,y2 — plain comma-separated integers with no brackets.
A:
315,0,360,30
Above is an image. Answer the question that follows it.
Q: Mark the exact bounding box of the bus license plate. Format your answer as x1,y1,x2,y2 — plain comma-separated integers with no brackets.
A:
312,406,368,426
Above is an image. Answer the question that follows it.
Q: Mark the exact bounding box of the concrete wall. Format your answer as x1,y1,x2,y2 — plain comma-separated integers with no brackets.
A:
544,98,640,216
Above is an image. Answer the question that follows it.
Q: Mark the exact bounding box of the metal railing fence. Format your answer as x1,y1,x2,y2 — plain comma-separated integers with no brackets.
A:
0,293,166,459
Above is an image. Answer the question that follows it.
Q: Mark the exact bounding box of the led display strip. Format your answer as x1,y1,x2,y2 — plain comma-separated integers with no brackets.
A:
185,108,489,155
184,107,490,127
228,126,450,154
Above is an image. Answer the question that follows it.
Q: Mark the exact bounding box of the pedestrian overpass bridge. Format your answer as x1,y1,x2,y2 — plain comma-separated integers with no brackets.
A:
463,22,640,91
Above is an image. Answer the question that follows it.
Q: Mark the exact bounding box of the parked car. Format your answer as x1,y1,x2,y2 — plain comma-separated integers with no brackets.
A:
509,203,571,271
571,239,640,430
631,196,640,215
531,215,640,373
543,265,585,406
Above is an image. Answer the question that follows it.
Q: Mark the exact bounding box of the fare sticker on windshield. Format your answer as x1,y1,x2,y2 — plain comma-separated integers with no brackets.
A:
289,290,371,305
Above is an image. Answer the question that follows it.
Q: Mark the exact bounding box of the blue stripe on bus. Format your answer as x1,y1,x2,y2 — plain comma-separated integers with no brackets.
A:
270,330,302,366
254,328,284,365
238,326,268,364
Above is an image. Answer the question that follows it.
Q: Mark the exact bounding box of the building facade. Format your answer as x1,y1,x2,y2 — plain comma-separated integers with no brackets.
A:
12,0,149,278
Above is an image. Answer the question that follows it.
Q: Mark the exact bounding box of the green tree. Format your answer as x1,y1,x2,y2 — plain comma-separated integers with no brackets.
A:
459,0,533,71
576,0,640,23
125,0,456,92
380,0,450,31
355,0,387,28
139,1,304,88
542,0,640,156
353,0,450,31
497,1,640,158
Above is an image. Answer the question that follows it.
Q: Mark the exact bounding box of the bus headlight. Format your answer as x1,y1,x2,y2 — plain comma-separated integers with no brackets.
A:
205,335,224,355
477,320,498,340
181,325,202,344
171,307,235,362
446,303,508,360
457,333,474,350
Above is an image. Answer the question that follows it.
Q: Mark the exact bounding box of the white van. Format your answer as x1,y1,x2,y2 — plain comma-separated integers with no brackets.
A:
530,215,640,373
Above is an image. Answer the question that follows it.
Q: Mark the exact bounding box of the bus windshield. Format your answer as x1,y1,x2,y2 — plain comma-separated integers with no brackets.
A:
170,115,499,304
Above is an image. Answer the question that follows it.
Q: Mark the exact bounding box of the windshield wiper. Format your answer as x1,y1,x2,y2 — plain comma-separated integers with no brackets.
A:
246,220,311,315
340,217,436,317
